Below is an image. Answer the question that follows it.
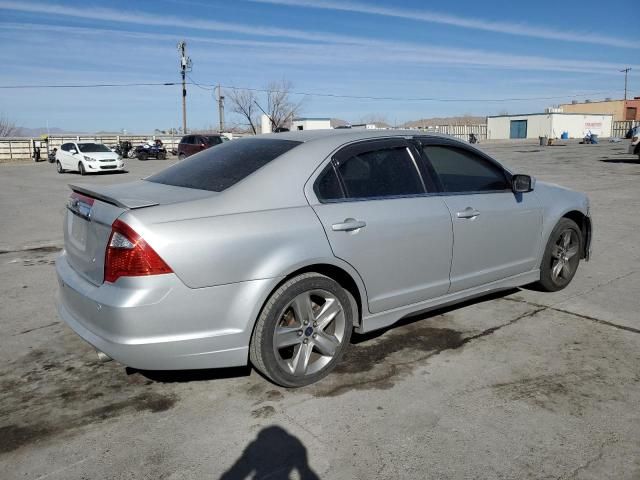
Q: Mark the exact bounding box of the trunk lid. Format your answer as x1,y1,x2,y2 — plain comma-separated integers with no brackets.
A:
64,180,215,285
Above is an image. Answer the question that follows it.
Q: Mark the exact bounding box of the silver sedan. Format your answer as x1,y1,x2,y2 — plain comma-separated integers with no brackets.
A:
56,130,592,387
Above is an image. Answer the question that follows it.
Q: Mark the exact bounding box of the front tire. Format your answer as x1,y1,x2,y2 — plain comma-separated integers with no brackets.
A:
56,161,64,173
250,273,353,387
535,218,582,292
78,162,86,176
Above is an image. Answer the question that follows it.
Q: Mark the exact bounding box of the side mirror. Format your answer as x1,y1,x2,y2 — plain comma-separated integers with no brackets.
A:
512,174,534,193
69,149,77,155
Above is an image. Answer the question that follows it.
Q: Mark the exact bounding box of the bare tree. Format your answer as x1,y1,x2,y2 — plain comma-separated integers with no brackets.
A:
264,80,303,131
228,89,259,134
0,114,18,137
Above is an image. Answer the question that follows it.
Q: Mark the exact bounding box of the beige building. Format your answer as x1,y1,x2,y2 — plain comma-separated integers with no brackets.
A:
560,98,640,121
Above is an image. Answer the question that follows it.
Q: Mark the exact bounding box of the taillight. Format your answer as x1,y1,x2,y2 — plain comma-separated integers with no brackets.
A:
633,136,639,143
104,219,172,283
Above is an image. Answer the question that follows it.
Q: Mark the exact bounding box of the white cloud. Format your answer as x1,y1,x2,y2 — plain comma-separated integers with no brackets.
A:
1,0,639,86
252,0,640,49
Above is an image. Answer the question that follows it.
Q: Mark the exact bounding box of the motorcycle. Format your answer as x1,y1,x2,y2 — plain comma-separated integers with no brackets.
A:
468,133,480,144
114,140,133,159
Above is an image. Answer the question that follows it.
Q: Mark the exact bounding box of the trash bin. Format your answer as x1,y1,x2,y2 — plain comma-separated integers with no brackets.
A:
561,131,569,139
539,136,548,146
590,134,598,144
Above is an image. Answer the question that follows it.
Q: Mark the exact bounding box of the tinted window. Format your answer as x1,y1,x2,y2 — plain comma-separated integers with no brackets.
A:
147,138,301,192
180,136,192,144
422,145,509,193
336,146,423,199
61,143,71,152
206,136,222,145
316,166,344,201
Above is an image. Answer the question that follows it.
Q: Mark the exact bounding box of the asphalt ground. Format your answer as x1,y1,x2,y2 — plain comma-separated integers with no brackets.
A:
1,140,639,479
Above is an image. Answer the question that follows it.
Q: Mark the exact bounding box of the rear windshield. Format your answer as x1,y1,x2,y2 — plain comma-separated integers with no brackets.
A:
78,143,111,153
147,138,301,192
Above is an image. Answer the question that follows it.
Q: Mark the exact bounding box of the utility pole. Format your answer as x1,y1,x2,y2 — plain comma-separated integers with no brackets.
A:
177,41,192,134
216,84,225,133
620,67,631,100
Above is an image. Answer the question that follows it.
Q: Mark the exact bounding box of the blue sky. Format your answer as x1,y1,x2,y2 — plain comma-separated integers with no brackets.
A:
0,0,638,132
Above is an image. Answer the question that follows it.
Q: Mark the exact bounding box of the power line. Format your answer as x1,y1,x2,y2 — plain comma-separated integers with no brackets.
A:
0,80,619,103
0,82,178,88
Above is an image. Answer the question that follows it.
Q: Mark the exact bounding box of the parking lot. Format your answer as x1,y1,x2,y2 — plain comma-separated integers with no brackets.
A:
1,140,639,479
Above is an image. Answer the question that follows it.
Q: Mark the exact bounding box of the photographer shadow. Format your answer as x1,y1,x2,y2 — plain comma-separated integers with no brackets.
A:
220,425,320,480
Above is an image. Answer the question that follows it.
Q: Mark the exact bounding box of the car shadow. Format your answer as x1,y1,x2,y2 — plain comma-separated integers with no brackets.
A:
219,426,320,480
599,158,639,164
127,365,252,383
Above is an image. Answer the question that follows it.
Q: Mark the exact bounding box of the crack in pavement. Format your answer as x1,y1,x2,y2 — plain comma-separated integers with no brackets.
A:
0,245,62,255
12,321,61,336
548,270,638,308
503,297,640,335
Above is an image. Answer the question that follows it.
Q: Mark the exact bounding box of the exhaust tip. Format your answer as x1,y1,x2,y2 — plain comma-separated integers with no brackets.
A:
96,350,113,363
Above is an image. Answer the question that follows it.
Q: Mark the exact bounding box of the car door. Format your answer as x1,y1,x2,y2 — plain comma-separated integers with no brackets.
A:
60,143,74,169
308,138,453,314
418,140,542,293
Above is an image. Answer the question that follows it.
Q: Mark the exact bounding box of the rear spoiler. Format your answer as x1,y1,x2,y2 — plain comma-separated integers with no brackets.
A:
69,184,160,209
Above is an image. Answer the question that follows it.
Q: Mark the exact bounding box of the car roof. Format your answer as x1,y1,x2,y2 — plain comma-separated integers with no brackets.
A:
264,128,443,144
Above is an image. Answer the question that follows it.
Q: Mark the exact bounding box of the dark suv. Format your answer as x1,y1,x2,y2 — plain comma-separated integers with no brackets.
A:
177,134,226,160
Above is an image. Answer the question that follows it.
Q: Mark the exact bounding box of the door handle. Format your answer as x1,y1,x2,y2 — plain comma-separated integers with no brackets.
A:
332,218,367,232
456,207,480,219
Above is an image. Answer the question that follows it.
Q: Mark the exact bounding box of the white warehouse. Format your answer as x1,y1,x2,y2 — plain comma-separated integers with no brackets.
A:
291,117,332,130
486,112,613,140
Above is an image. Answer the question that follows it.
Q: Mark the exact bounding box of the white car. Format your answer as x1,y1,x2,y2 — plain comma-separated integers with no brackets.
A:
629,126,640,160
56,142,125,175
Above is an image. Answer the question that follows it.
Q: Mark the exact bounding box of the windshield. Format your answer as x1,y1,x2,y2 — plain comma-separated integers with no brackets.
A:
147,138,301,192
77,143,112,153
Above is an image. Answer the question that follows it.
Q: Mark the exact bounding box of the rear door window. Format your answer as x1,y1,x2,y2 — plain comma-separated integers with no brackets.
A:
421,145,509,193
147,138,301,192
335,144,424,199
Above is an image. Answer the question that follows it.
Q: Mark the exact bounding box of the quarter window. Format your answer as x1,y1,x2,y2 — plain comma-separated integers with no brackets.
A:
422,145,509,193
336,146,423,199
316,166,344,201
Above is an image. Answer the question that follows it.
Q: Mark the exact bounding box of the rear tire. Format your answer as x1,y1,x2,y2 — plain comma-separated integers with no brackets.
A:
137,152,148,161
78,162,86,176
534,218,582,292
178,153,186,161
250,273,353,387
56,161,64,174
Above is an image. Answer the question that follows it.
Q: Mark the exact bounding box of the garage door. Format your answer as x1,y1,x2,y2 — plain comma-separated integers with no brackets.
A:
510,120,528,139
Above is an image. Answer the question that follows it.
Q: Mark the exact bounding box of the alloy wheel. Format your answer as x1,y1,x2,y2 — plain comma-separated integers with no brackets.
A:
550,229,579,283
273,289,346,377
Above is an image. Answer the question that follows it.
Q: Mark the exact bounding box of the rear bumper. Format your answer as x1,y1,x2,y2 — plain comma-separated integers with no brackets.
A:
56,252,278,370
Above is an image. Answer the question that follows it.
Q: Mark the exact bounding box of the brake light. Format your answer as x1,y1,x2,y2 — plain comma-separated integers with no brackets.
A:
633,136,639,143
104,219,172,283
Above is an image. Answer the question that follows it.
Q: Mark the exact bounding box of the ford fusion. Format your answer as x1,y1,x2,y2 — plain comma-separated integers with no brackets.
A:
56,130,591,387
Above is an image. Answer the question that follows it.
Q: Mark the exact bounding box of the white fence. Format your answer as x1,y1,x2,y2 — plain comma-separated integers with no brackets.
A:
427,124,487,140
0,134,182,163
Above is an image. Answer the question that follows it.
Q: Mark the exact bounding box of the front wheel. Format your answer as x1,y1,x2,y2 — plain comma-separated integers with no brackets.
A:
56,161,64,174
250,273,353,387
78,162,86,176
535,218,582,292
